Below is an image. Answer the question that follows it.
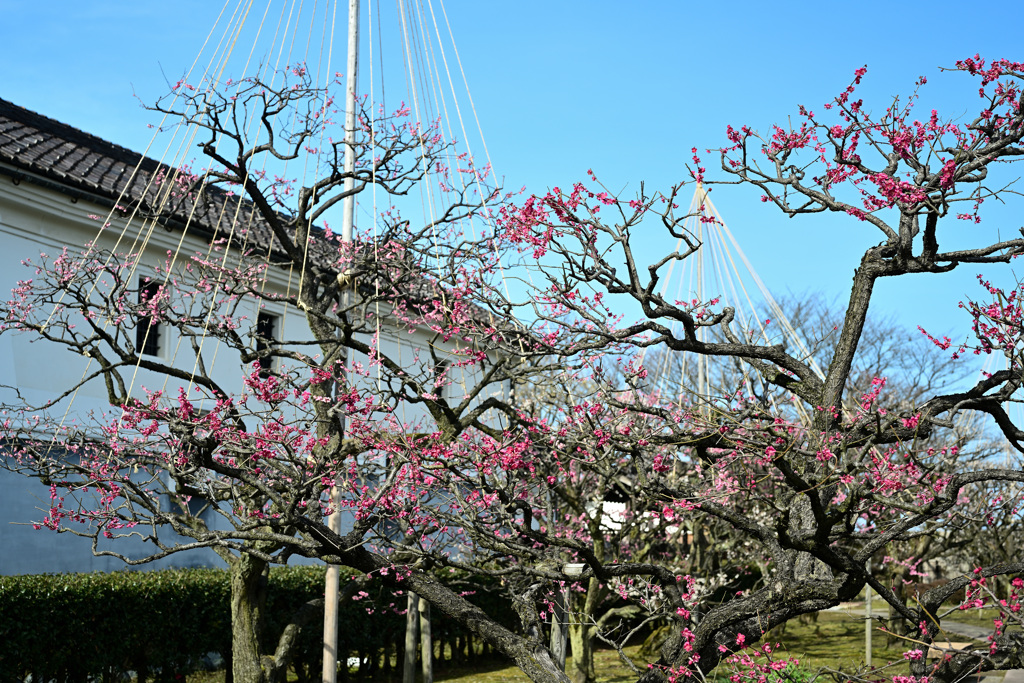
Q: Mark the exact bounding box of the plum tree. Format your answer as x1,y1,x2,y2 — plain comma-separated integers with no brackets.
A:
4,56,1024,683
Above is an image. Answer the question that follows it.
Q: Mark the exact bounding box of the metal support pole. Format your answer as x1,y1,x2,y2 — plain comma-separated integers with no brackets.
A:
322,506,343,683
419,596,433,683
404,592,420,683
549,588,568,671
322,2,359,682
865,581,873,668
340,0,360,247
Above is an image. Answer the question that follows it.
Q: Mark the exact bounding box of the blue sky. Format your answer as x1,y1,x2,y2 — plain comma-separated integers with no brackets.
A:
3,0,1024,348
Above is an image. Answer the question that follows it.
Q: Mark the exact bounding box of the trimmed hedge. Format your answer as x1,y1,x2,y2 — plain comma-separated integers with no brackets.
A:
0,568,230,682
0,565,518,682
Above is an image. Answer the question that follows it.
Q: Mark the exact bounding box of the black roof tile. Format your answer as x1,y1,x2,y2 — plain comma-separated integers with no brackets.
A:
0,98,514,340
0,97,263,242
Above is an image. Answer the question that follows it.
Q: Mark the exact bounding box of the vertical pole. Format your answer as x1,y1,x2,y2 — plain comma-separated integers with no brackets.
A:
322,536,342,683
695,184,707,417
323,2,360,683
865,580,873,668
419,596,433,683
549,588,568,671
340,0,360,248
404,592,420,683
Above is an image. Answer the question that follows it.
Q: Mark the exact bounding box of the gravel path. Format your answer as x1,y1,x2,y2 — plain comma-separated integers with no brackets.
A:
937,620,1001,640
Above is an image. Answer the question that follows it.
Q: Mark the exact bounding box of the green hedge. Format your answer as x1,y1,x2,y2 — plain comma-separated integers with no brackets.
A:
265,565,407,681
0,568,230,682
0,565,518,682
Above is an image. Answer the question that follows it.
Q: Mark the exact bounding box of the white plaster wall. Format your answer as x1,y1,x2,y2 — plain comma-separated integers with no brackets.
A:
0,468,225,575
0,179,507,575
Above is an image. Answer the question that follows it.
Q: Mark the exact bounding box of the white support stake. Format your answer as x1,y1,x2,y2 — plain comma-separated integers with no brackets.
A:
323,2,360,682
865,581,873,668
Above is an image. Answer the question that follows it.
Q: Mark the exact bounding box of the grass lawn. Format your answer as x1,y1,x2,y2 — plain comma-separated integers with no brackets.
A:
434,646,645,683
765,610,914,677
189,606,1008,682
434,611,927,683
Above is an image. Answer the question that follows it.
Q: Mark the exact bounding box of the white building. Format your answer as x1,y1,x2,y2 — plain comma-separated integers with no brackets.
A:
0,97,506,574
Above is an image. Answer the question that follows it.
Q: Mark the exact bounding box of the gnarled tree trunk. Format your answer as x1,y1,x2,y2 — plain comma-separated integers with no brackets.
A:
230,553,274,683
567,620,596,683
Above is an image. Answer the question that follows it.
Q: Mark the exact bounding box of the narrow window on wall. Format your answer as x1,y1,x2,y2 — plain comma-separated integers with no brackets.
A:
136,280,162,357
432,358,451,401
256,311,279,378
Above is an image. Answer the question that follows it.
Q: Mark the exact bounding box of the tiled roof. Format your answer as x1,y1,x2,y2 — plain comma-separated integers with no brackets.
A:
0,98,511,335
0,97,262,240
